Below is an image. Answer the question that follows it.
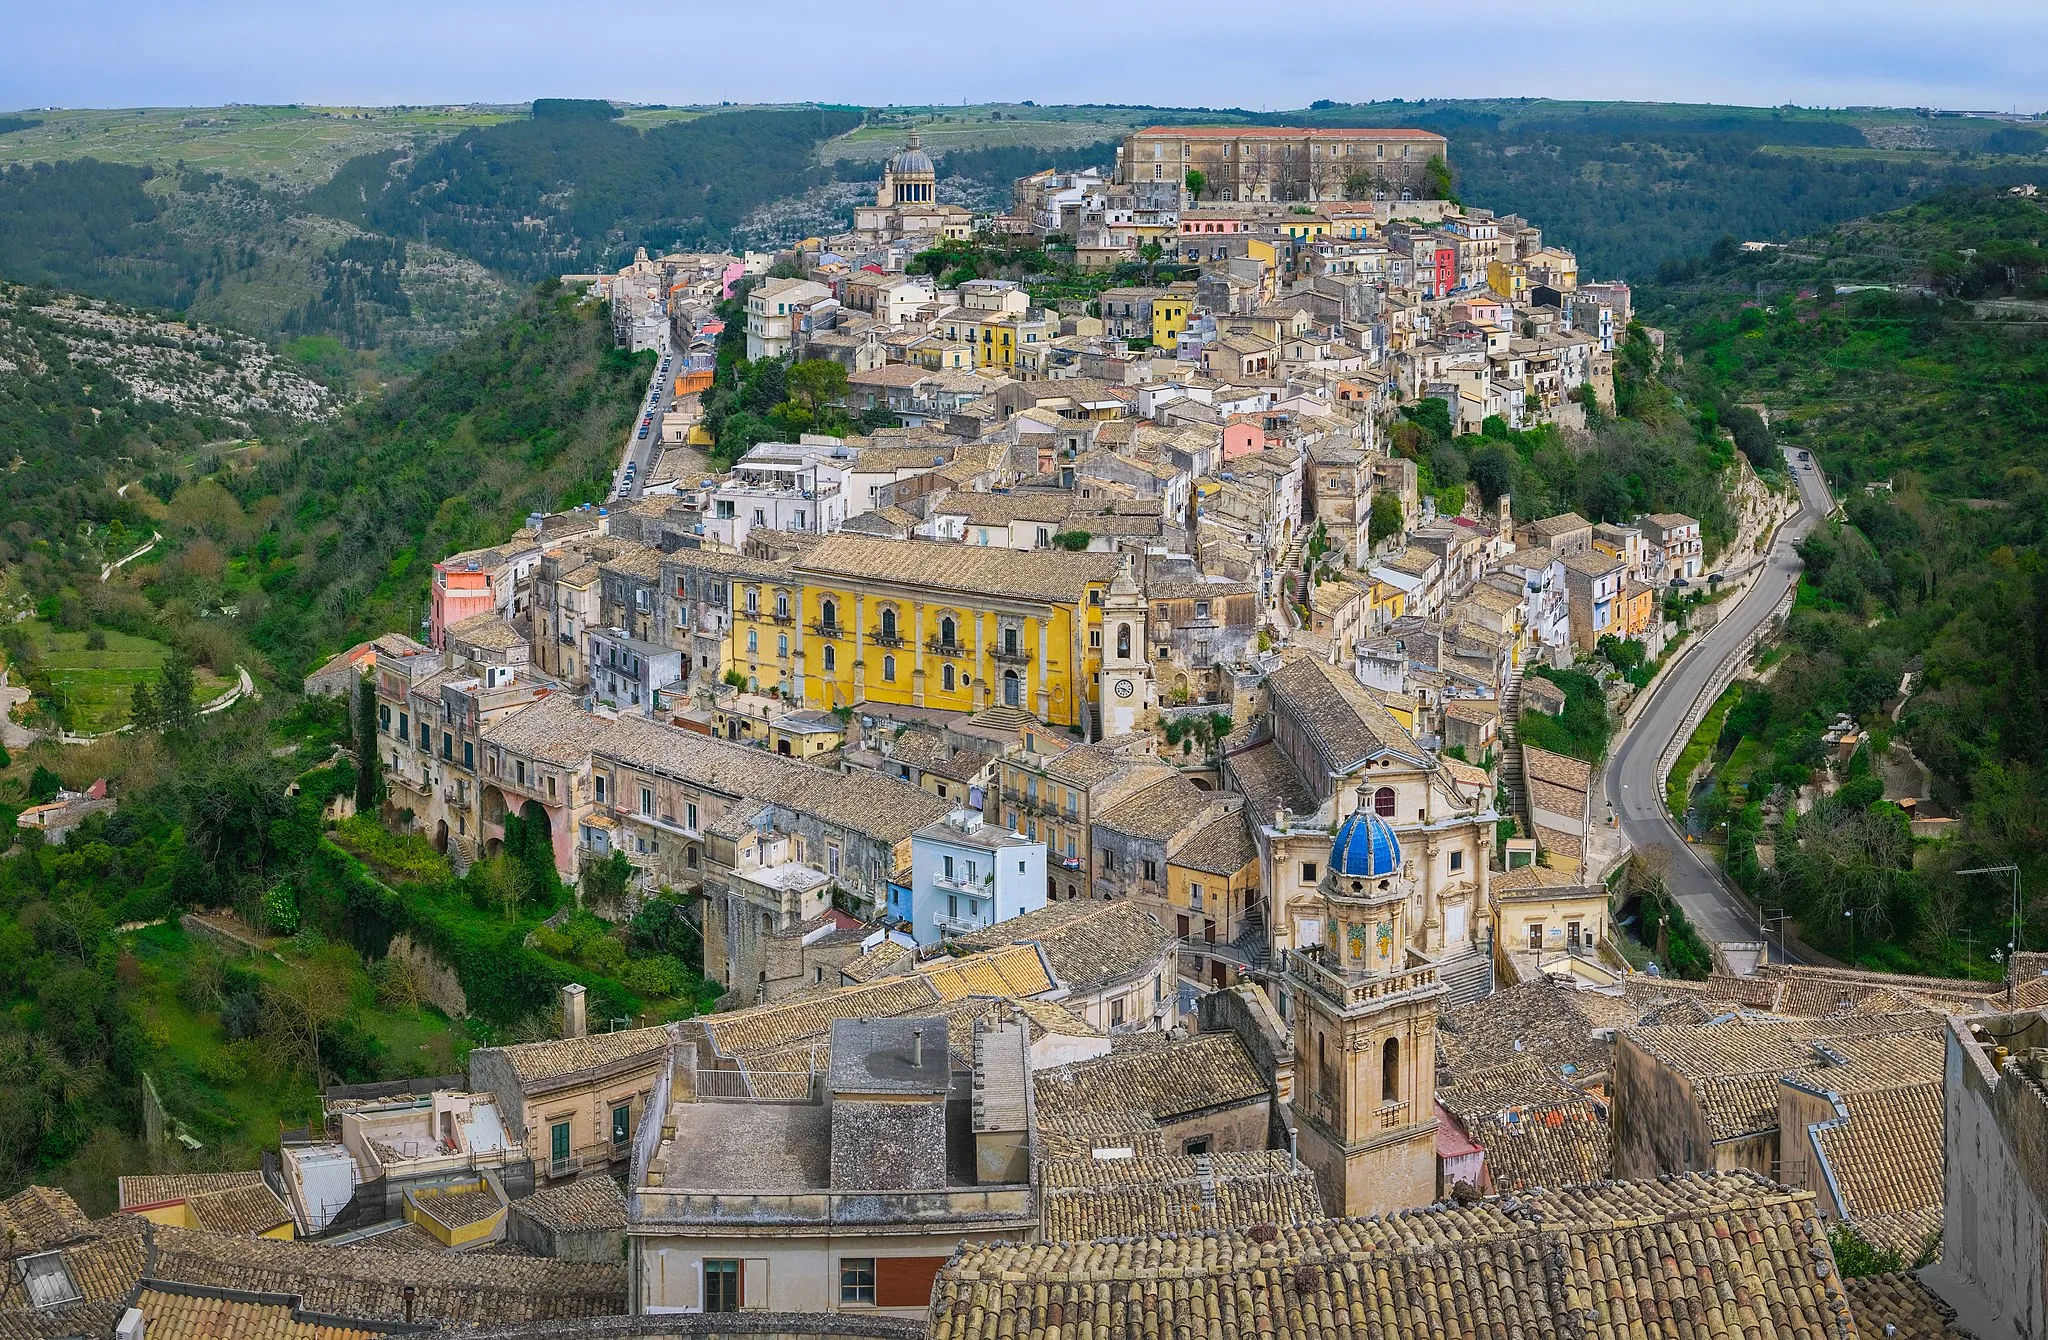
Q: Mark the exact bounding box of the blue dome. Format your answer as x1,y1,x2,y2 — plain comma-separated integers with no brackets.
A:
1331,810,1401,879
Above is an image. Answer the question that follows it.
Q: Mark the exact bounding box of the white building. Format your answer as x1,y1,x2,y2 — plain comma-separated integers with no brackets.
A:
588,628,685,717
704,440,851,549
745,278,831,360
908,809,1046,944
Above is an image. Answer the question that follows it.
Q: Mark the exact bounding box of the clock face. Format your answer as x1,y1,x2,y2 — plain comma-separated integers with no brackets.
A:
1114,678,1135,699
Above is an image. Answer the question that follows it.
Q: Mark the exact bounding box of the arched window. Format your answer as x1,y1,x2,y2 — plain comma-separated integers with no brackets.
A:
943,663,956,692
823,645,836,673
775,591,788,618
821,598,838,630
1382,1037,1400,1103
745,587,759,614
881,608,897,640
1374,786,1396,817
941,615,957,647
746,629,757,653
1116,623,1131,658
883,654,896,682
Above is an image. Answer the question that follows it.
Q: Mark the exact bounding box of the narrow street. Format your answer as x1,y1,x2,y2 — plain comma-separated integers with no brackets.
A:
613,329,671,503
1601,448,1836,954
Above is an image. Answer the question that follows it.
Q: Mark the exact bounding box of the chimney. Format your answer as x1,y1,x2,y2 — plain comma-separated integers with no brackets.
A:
911,1026,924,1069
402,1286,417,1325
561,984,587,1039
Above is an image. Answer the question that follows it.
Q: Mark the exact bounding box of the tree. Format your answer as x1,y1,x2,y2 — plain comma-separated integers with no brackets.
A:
1369,492,1405,548
1344,170,1377,201
1184,169,1206,200
1470,444,1515,507
353,676,382,813
1401,397,1452,442
28,766,63,804
261,951,353,1084
129,678,158,731
785,359,848,417
580,848,637,911
1138,239,1165,286
471,855,528,923
1423,154,1454,202
156,657,198,735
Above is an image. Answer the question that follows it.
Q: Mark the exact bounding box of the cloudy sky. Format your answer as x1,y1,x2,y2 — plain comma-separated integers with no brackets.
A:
3,0,2045,113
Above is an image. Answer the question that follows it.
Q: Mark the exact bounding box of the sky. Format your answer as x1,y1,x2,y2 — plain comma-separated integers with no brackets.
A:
3,0,2046,114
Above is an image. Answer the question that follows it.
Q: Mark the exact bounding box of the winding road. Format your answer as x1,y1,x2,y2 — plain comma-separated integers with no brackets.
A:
1602,448,1836,953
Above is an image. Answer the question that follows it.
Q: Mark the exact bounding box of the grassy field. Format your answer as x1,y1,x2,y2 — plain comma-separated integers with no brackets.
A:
0,104,522,189
824,105,1151,163
20,619,231,734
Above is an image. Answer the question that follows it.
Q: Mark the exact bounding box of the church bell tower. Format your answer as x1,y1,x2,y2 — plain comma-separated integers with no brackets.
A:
1096,554,1155,739
1286,805,1445,1216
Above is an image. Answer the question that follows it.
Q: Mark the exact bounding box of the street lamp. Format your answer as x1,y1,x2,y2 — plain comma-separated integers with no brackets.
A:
1843,908,1854,961
1959,864,2024,1005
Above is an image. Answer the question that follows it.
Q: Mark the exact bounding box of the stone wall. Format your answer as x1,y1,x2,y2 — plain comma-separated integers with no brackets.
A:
1610,1034,1714,1179
387,931,471,1019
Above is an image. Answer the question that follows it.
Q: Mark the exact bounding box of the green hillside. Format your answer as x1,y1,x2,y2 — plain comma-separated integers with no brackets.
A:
1649,186,2048,974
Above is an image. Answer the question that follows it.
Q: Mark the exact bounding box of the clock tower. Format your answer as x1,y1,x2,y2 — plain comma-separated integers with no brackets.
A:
1096,554,1155,739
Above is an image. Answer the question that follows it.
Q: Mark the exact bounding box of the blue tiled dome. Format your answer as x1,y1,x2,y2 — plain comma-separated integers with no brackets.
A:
1331,810,1401,879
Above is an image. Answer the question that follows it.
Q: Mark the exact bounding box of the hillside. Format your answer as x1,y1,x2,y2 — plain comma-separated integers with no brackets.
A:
1647,187,2048,975
304,105,865,280
0,282,340,595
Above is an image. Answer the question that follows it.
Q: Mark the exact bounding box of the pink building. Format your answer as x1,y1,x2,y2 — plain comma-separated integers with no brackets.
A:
430,555,501,649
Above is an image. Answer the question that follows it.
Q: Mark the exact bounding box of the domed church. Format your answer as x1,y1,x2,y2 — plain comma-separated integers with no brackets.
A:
853,127,974,244
878,128,935,205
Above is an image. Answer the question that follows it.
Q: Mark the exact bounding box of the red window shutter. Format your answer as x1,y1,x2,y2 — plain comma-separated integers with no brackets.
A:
874,1256,949,1308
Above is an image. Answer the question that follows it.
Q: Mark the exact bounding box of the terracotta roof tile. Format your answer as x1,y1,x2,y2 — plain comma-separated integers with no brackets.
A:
1039,1150,1323,1241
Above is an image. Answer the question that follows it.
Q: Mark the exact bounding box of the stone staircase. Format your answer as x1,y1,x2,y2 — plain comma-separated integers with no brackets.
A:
1436,940,1495,1008
968,704,1037,732
1498,665,1529,834
1232,900,1271,972
449,834,478,878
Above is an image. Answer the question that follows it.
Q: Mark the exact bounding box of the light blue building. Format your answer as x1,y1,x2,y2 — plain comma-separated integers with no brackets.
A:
908,808,1046,945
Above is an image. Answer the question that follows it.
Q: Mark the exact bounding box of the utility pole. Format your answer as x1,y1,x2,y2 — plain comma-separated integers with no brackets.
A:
1959,864,2024,1005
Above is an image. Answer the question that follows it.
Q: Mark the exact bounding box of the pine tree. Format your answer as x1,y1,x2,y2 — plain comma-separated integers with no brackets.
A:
353,676,383,812
158,657,198,735
130,679,158,731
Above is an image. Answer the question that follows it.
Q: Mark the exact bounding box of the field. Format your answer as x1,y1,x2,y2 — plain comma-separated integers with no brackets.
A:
823,104,1151,163
0,104,529,190
18,619,231,734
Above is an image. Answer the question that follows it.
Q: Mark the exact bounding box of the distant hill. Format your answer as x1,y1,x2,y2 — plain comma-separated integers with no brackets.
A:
305,106,863,280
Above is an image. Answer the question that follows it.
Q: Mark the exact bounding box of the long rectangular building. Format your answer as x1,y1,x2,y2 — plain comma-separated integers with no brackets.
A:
1123,125,1449,203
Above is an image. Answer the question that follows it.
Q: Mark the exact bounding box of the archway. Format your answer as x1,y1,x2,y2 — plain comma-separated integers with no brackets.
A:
434,819,449,854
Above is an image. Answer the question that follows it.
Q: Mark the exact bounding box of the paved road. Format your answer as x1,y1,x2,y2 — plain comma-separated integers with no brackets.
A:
1602,449,1836,952
612,331,672,504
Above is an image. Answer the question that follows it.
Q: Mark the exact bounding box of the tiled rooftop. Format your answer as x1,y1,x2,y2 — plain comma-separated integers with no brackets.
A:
1033,1033,1267,1127
1436,1056,1611,1193
929,1172,1857,1340
794,535,1120,603
1038,1149,1323,1241
1843,1272,1967,1340
1268,654,1424,774
484,1025,672,1086
1811,1083,1945,1258
948,900,1175,995
136,1284,390,1340
1437,979,1607,1083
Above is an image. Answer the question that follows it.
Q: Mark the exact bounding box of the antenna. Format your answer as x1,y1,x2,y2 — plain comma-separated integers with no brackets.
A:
1959,863,2024,1004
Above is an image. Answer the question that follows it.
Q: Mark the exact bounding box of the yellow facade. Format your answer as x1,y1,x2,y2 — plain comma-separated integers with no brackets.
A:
1618,585,1655,638
127,1201,295,1240
406,1181,505,1248
793,584,1098,727
1152,296,1191,351
1487,259,1528,301
1369,579,1407,627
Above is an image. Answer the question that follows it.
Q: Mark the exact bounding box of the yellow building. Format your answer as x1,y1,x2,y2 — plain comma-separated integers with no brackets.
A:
1368,577,1407,628
786,536,1121,727
1152,293,1191,350
117,1174,296,1240
1487,259,1529,302
1618,580,1656,638
405,1178,506,1248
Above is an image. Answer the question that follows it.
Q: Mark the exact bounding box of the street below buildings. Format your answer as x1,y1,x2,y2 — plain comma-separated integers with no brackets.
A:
1602,448,1836,957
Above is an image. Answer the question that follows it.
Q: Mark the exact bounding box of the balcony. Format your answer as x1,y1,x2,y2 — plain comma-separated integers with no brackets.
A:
925,639,973,658
1285,948,1439,1010
768,610,795,626
808,622,843,639
868,629,905,648
932,912,986,936
933,871,989,897
990,643,1032,665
